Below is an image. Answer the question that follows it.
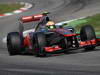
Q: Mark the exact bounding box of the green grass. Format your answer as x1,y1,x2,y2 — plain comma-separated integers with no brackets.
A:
0,3,24,14
62,13,100,36
75,14,100,32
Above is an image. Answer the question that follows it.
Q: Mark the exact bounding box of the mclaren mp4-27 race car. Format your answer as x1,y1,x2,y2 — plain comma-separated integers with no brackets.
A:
7,13,100,57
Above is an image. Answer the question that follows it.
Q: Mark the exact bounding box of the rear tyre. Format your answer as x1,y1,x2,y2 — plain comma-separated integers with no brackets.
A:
33,32,46,57
7,32,24,55
80,25,96,50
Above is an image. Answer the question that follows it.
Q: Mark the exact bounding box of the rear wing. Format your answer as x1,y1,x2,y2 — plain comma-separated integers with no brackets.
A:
18,14,43,34
20,14,43,23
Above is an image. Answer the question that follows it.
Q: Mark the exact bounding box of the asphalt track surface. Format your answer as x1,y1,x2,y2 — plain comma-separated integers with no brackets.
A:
0,0,100,75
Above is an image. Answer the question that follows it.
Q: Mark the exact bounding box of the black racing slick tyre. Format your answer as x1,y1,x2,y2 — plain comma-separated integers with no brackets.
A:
80,25,96,50
7,32,23,55
33,32,46,57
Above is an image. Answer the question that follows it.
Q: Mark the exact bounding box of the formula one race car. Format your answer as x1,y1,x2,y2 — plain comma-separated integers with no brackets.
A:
7,13,100,57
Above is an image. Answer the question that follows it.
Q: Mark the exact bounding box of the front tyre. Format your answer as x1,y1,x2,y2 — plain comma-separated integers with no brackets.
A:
80,25,96,50
33,32,46,57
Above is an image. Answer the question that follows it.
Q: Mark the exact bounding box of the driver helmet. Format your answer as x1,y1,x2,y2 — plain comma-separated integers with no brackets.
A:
46,21,56,29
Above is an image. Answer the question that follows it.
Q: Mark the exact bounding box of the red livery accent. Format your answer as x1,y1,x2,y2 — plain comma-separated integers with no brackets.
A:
24,34,31,47
80,39,96,47
45,45,62,52
24,34,33,51
96,38,100,42
64,34,79,37
20,14,43,23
